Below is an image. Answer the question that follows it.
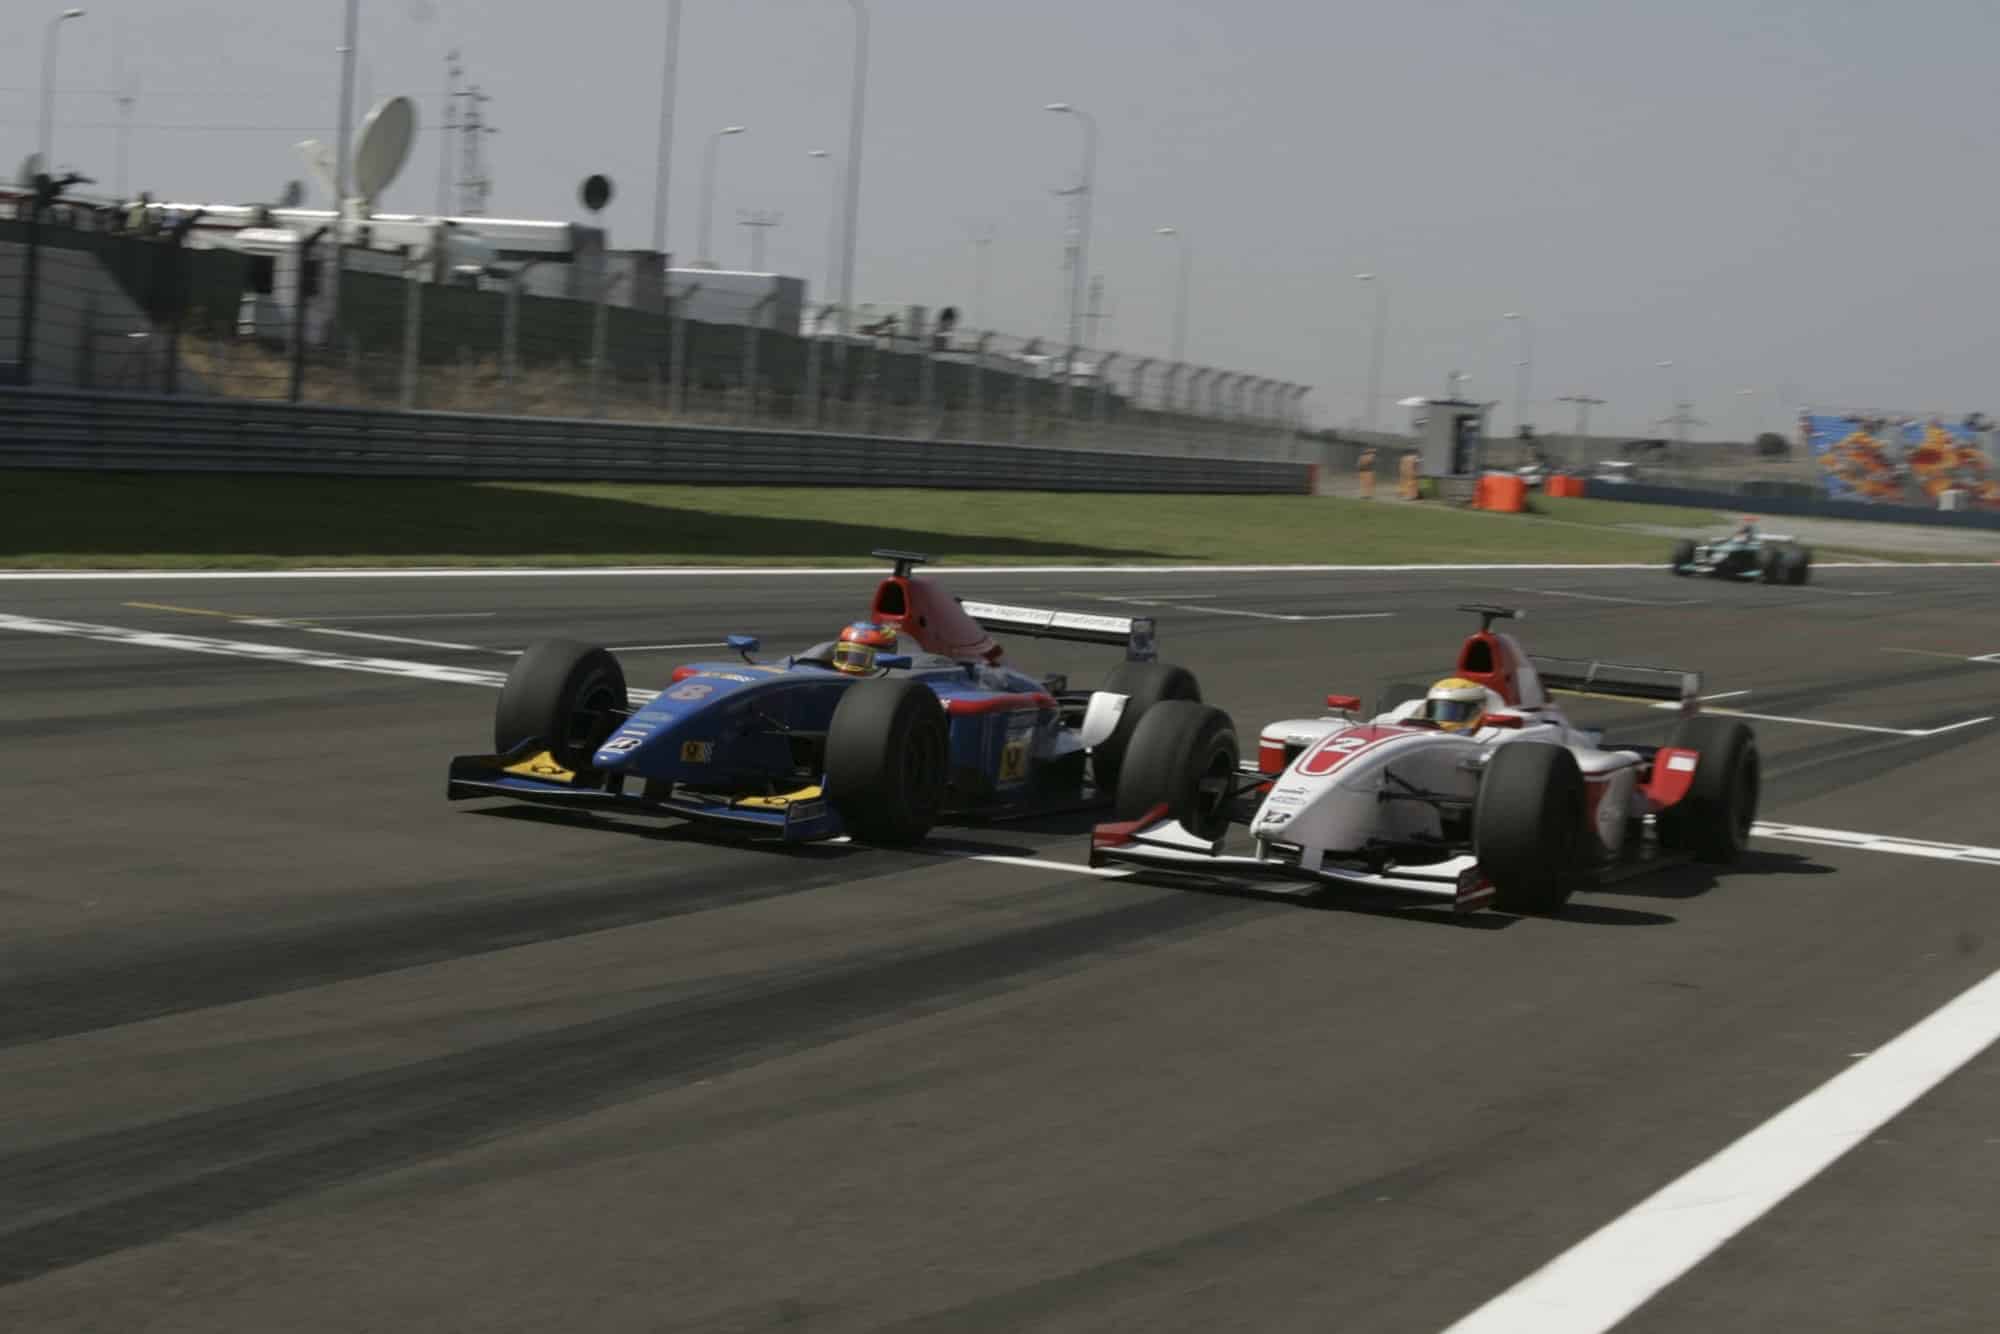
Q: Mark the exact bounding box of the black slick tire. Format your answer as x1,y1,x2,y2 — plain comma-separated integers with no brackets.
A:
825,678,949,846
1670,539,1695,575
1760,547,1786,584
1785,545,1813,586
1092,661,1201,794
495,640,628,772
1656,714,1759,863
1473,742,1585,915
1112,700,1239,841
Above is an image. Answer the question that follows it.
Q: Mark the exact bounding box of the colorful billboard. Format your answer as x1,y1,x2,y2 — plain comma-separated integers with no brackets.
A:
1898,419,2000,509
1805,415,1904,501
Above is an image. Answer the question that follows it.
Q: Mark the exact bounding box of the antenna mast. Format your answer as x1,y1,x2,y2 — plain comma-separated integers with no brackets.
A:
454,80,494,216
737,209,782,272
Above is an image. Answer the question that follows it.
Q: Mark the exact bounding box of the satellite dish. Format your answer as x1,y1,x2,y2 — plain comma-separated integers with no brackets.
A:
16,153,42,188
352,95,417,204
277,179,305,209
580,174,613,214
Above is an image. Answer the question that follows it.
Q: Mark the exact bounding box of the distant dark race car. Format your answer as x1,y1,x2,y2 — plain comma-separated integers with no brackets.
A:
447,551,1204,845
1669,523,1813,584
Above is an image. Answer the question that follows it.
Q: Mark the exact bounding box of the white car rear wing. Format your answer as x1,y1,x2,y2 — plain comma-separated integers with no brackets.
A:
959,600,1157,662
1530,654,1700,708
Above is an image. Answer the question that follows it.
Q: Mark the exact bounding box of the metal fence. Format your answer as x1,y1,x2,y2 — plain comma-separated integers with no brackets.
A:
2,207,1314,466
0,387,1315,493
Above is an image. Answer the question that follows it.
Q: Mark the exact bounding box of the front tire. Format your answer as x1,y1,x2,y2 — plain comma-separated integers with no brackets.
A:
1113,700,1239,841
1092,661,1201,794
825,678,949,845
1656,715,1759,863
1473,742,1585,914
1670,539,1695,574
495,640,628,772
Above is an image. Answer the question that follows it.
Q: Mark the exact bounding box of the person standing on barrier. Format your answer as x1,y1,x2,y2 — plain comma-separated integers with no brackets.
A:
1357,447,1377,499
1400,451,1421,500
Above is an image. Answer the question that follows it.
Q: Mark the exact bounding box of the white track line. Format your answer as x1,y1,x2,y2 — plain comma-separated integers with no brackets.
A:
962,855,1134,879
1883,647,2000,666
1752,822,2000,866
606,642,730,652
1442,964,2000,1334
3,561,1995,581
0,613,510,688
1082,594,1393,623
1509,587,1701,607
1650,701,1993,738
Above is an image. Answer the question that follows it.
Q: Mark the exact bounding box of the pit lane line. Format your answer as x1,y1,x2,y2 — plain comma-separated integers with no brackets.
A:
1442,964,2000,1334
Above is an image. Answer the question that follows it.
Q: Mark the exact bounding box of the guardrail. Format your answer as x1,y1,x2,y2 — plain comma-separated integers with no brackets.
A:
0,388,1315,494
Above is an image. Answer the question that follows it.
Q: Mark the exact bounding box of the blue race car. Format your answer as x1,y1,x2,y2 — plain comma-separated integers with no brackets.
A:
446,550,1205,845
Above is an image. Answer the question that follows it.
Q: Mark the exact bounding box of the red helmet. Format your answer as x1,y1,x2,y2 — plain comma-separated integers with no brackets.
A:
833,621,897,675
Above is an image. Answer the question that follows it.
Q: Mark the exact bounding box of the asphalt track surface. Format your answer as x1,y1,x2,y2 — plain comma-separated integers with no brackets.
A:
4,561,1998,1333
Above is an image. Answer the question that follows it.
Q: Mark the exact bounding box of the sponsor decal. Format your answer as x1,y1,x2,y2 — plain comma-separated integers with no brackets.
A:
701,672,758,683
999,739,1030,782
1667,754,1697,772
503,750,574,783
787,799,827,822
1295,726,1405,778
680,740,713,763
667,681,715,701
602,736,644,753
1262,810,1294,826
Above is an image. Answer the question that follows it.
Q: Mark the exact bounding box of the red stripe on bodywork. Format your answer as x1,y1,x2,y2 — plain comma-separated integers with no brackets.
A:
1295,724,1412,777
1645,747,1701,807
1092,802,1172,849
1258,739,1290,775
943,692,1057,716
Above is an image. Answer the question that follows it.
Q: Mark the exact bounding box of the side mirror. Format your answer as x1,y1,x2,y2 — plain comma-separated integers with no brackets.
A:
726,633,760,661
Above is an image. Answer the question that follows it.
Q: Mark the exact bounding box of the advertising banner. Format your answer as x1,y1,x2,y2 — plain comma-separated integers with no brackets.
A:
1806,415,1903,501
1898,419,2000,509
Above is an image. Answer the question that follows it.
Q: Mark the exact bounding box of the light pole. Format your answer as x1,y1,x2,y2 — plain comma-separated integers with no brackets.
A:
1045,102,1097,358
38,8,86,174
696,124,745,267
1503,311,1532,437
808,149,839,309
651,0,682,256
837,0,869,335
971,226,994,333
328,0,358,333
1355,273,1387,431
1156,226,1190,368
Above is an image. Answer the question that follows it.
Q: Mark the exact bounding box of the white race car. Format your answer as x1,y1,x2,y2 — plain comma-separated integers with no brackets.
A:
1088,605,1760,915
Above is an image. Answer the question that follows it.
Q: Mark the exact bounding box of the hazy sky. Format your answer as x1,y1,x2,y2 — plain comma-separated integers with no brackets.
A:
6,0,1997,435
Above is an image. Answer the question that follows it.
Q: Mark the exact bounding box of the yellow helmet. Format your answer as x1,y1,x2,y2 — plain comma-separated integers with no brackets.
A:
1423,677,1487,733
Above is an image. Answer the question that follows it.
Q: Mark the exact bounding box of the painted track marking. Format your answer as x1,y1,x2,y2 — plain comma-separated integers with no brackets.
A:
125,599,508,654
1442,965,2000,1334
1509,587,1701,607
1082,593,1393,623
1651,701,1994,738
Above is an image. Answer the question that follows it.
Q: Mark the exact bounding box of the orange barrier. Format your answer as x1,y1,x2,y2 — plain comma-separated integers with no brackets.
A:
1476,473,1527,512
1544,473,1585,498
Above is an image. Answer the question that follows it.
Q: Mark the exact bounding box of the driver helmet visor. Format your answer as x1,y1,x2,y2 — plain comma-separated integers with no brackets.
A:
832,640,878,673
1427,698,1483,725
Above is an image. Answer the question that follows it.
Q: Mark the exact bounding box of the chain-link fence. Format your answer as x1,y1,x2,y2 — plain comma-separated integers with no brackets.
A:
3,195,1313,465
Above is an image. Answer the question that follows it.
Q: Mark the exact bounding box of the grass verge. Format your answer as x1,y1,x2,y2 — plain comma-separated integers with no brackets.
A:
0,471,1932,570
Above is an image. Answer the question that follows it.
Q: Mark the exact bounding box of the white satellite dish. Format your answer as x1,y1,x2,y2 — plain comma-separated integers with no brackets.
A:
294,139,338,203
353,95,417,206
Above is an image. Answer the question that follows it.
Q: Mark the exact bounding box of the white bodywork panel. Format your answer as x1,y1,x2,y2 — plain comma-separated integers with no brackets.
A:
1079,692,1128,749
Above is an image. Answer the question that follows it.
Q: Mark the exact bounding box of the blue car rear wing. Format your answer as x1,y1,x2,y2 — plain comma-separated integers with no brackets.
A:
958,599,1157,663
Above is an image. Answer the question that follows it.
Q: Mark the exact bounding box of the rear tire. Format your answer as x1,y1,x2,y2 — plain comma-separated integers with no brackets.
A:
494,640,628,772
1670,539,1695,574
1656,715,1759,863
1092,661,1201,794
1473,742,1585,914
1785,545,1813,586
825,678,949,845
1113,700,1239,841
1760,546,1786,584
